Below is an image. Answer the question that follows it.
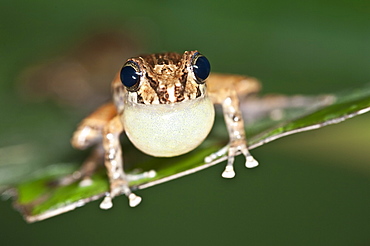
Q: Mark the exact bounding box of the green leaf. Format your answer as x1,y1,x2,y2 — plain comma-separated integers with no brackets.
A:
3,84,370,222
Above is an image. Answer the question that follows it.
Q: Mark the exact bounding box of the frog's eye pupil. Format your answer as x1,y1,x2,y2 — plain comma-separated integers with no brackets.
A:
193,55,211,83
120,63,141,89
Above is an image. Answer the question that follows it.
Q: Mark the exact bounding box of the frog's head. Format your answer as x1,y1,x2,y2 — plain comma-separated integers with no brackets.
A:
111,51,215,157
114,50,211,106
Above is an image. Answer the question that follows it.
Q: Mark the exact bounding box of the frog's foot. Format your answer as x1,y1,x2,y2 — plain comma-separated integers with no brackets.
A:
127,170,157,181
100,193,142,210
57,171,96,187
241,147,259,169
100,178,142,209
231,142,259,170
204,145,229,163
204,145,236,177
205,143,258,179
56,170,94,187
57,146,104,187
99,170,156,209
79,177,94,187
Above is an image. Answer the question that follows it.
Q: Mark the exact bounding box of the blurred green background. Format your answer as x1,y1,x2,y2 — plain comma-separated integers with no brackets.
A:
1,0,370,245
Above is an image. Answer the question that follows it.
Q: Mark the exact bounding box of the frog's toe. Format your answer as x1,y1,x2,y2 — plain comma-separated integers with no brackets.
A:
222,165,236,178
128,193,142,207
204,145,229,163
127,170,157,181
245,155,259,168
79,177,93,187
100,195,113,210
103,178,143,209
99,191,142,209
241,149,259,168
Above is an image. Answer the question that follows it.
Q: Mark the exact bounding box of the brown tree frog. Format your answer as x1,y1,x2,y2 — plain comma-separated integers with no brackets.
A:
71,50,260,209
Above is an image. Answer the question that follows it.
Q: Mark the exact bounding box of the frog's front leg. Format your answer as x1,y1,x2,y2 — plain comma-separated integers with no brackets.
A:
219,91,259,177
99,115,142,209
206,73,260,178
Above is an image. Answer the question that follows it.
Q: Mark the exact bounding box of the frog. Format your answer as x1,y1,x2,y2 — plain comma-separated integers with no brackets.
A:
71,50,261,209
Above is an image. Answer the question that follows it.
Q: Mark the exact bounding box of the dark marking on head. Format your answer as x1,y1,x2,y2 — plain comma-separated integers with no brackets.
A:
145,74,158,90
124,51,204,104
141,53,182,69
196,86,202,98
137,93,144,104
156,85,168,104
175,84,185,102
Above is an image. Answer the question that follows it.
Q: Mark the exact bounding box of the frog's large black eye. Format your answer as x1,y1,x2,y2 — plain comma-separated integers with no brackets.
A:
120,61,141,91
192,53,211,83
